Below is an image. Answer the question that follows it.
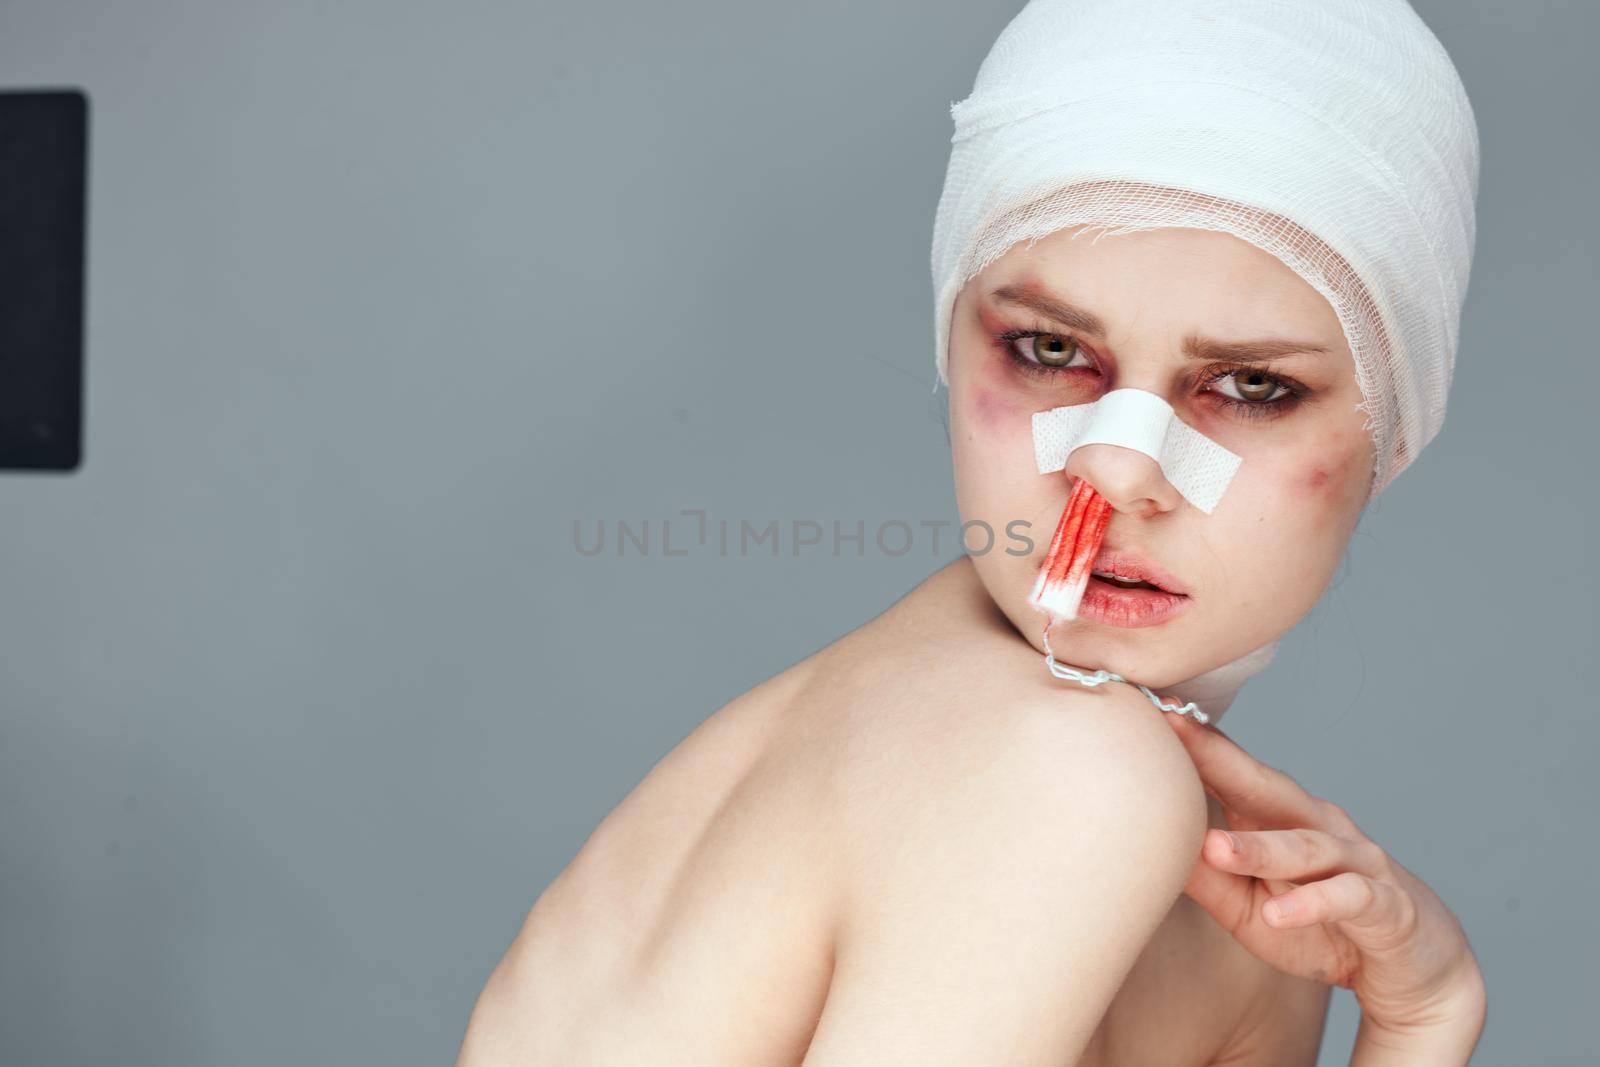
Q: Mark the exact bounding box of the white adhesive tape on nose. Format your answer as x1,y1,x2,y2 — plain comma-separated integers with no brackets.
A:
1032,388,1242,514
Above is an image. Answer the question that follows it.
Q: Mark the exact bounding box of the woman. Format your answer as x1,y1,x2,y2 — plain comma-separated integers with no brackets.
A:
456,0,1487,1063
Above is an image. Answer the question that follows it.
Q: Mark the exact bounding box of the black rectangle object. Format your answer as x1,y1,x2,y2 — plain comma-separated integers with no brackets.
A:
0,88,87,471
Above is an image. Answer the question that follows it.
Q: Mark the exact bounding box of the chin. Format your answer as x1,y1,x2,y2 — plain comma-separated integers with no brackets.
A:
1040,614,1218,689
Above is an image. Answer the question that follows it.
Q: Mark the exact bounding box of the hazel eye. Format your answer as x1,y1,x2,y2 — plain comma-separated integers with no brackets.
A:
1022,334,1089,368
1213,368,1289,403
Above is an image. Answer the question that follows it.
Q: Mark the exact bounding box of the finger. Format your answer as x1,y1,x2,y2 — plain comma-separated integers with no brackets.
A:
1163,714,1327,829
1263,871,1415,949
1179,844,1258,937
1202,826,1389,882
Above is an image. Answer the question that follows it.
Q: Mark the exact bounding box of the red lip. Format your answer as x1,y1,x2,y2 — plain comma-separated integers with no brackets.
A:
1087,546,1190,596
1077,579,1191,628
1073,545,1192,629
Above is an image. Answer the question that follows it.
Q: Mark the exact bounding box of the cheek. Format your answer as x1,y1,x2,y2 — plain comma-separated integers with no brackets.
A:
1294,432,1369,514
971,386,1024,435
1303,465,1333,503
1231,433,1360,519
955,386,1040,503
1221,431,1366,562
951,383,1059,540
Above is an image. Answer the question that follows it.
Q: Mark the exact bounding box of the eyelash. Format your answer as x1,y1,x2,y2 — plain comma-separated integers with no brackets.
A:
994,327,1309,420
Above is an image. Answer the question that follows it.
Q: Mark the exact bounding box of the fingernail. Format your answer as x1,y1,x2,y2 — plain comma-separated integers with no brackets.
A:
1221,830,1241,854
1266,899,1296,923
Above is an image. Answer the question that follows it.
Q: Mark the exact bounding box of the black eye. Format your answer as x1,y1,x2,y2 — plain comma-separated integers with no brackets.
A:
1026,334,1087,368
1216,369,1288,403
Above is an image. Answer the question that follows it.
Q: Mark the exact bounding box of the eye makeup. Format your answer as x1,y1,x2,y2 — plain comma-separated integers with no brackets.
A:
991,324,1314,422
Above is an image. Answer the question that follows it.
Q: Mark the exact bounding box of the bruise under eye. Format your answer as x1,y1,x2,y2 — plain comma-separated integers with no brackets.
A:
985,315,1312,422
991,322,1313,421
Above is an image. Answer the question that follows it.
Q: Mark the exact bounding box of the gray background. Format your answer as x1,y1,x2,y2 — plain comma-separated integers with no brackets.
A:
0,1,1591,1063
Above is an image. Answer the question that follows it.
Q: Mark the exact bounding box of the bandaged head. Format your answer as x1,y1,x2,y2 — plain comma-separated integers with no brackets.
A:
930,0,1481,501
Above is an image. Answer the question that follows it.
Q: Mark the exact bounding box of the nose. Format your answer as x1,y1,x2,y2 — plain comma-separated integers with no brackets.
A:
1061,442,1183,519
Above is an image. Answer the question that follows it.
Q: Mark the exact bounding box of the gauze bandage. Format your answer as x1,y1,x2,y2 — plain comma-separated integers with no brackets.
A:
1032,389,1242,515
930,0,1481,502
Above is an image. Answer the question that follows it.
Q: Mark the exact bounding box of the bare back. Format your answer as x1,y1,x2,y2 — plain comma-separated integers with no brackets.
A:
454,558,1331,1066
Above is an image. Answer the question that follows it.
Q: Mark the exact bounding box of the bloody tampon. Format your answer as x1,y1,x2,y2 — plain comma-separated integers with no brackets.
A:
1028,477,1111,621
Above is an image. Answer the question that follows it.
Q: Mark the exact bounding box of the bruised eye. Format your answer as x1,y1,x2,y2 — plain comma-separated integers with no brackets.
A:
1211,368,1289,403
1003,331,1092,369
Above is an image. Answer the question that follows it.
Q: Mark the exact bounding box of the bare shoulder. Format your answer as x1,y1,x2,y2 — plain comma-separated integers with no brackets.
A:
790,559,1212,1063
806,558,1208,887
825,645,1210,921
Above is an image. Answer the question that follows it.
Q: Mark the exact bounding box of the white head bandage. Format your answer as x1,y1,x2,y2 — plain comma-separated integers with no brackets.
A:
931,0,1481,501
1032,389,1242,514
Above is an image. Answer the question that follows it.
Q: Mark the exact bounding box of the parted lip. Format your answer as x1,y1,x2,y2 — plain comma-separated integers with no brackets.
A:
1088,545,1190,596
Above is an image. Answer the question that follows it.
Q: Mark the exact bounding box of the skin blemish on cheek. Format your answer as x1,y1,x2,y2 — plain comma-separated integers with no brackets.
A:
972,386,1022,431
1294,464,1343,508
1296,445,1366,513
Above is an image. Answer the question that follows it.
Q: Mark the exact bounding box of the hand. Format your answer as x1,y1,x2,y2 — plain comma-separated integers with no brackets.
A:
1159,710,1486,1039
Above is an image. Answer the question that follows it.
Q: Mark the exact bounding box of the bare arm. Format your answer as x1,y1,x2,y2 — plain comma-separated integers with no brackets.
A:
800,687,1209,1066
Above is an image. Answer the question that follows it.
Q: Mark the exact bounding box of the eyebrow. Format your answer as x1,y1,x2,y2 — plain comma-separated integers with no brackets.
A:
988,283,1331,363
